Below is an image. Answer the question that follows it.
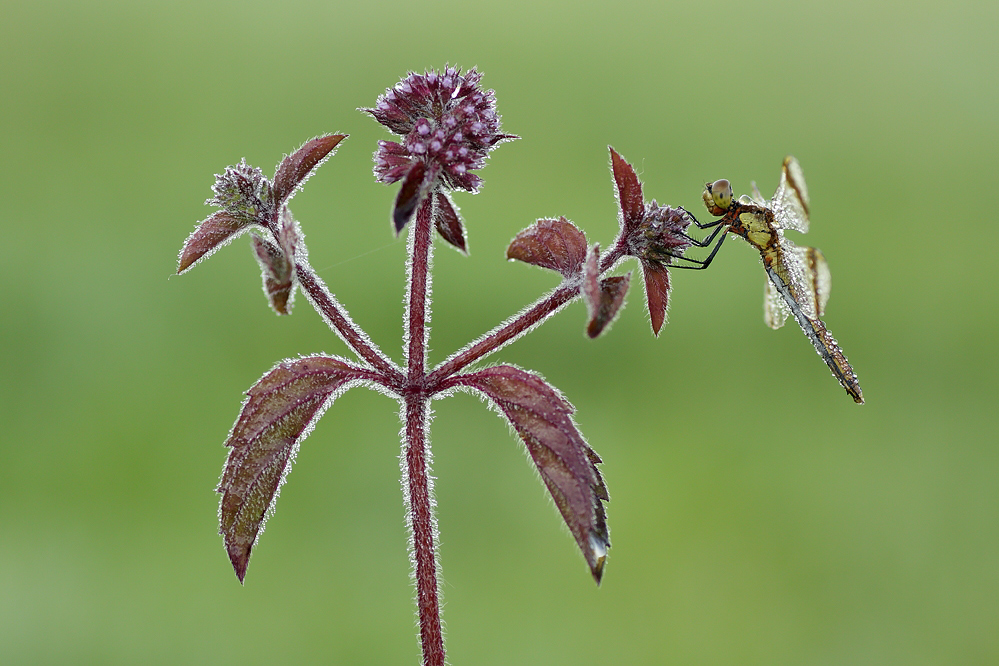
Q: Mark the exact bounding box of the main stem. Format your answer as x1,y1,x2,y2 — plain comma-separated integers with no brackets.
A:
404,200,444,666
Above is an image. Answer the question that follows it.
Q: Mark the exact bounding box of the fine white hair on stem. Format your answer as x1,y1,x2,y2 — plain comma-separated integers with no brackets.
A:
402,210,435,367
295,256,401,373
397,398,445,650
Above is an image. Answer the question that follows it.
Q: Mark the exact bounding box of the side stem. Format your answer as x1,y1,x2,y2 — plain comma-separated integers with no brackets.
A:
427,237,629,385
404,200,444,666
296,258,404,386
264,205,402,383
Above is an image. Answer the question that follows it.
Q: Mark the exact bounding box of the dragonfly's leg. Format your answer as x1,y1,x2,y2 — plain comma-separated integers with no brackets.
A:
680,222,726,248
679,206,725,230
667,226,729,271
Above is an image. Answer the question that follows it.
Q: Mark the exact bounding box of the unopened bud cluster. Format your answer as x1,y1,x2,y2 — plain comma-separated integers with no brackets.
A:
627,202,692,265
208,159,273,221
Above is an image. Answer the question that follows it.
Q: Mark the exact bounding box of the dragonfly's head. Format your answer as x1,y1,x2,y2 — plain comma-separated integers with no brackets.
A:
702,179,733,216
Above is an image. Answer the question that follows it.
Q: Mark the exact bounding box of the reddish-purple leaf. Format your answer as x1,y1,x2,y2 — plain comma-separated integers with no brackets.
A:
582,244,631,337
588,275,630,338
642,261,672,336
177,211,254,274
218,356,364,581
458,365,610,583
506,217,587,278
250,209,299,315
433,191,467,253
252,235,295,315
272,134,347,205
610,147,644,231
393,161,433,233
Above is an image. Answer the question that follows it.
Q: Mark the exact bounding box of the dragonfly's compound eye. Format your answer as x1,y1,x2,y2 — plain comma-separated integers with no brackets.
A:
710,179,733,210
702,179,733,215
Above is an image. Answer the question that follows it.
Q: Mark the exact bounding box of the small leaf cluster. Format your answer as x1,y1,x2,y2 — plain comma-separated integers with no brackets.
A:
179,135,346,313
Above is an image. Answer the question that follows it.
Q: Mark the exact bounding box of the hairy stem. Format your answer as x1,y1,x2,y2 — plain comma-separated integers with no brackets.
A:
295,258,405,386
428,237,629,386
405,397,443,666
404,200,444,665
406,200,434,378
429,283,578,385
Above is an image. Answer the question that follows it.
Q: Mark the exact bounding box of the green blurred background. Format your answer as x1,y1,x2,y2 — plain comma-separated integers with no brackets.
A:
2,0,997,663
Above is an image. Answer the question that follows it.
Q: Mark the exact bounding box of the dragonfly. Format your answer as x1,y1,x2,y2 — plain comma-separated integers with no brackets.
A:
678,157,863,404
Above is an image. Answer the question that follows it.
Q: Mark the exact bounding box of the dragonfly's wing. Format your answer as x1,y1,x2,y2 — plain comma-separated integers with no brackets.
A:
748,182,767,205
776,237,821,320
807,246,831,317
764,276,790,329
771,156,810,233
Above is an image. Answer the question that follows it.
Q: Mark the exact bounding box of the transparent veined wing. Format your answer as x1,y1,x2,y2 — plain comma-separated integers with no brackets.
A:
807,246,831,317
776,237,822,320
764,242,828,327
747,182,767,206
771,156,810,233
764,276,791,329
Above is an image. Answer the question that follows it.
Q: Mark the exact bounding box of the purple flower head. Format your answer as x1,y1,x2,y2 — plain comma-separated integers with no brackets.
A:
363,66,517,237
627,201,692,265
609,147,692,336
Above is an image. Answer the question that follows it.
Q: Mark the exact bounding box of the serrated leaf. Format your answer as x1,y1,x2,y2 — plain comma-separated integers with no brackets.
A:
272,134,347,205
459,365,610,583
610,147,644,231
433,191,467,253
642,261,672,336
506,217,587,278
218,356,364,582
177,211,255,274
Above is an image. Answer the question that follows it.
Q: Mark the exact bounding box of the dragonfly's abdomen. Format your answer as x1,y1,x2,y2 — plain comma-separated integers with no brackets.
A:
764,266,864,404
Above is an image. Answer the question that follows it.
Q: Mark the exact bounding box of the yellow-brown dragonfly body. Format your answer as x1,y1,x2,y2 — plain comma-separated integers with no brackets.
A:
702,157,864,404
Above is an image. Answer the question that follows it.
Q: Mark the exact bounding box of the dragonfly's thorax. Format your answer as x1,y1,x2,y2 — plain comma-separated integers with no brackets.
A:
727,203,779,255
